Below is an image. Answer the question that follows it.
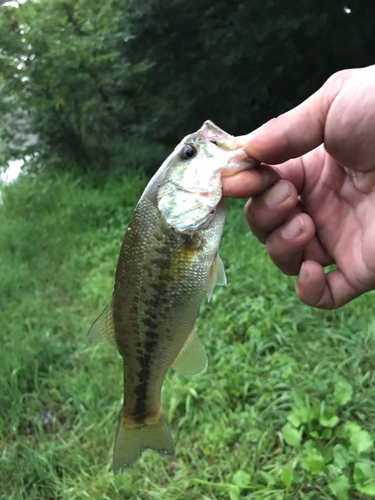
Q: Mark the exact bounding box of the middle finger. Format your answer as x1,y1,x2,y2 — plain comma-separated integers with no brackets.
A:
245,180,299,243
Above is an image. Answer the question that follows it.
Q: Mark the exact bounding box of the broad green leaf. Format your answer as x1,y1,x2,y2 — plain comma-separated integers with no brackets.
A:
231,470,252,488
321,428,332,439
319,407,339,428
282,425,302,447
280,466,293,488
334,379,353,406
354,462,375,496
328,464,340,481
328,475,350,500
356,484,375,496
228,485,240,500
287,402,320,427
322,446,334,464
301,447,327,475
333,444,352,469
354,462,372,481
338,421,361,439
349,430,373,455
336,422,373,454
287,408,303,427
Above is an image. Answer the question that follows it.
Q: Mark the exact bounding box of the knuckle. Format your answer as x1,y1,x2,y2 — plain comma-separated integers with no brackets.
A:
325,68,352,88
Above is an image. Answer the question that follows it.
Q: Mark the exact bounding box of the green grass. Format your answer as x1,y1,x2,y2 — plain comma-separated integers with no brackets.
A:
1,172,375,499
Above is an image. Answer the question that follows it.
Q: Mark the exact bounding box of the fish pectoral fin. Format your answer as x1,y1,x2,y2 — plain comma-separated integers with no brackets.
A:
87,297,117,348
171,326,208,376
206,253,227,302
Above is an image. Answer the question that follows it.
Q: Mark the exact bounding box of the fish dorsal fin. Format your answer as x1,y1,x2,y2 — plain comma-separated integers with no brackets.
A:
87,297,117,348
206,253,227,302
171,326,208,376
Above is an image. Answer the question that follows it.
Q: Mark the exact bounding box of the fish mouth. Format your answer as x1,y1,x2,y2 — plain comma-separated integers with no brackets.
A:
199,120,258,176
200,120,236,151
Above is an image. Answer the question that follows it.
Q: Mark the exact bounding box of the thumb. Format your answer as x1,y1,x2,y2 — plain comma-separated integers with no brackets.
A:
236,71,350,165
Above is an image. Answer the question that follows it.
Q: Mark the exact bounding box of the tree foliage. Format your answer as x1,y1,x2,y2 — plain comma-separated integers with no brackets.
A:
0,0,374,174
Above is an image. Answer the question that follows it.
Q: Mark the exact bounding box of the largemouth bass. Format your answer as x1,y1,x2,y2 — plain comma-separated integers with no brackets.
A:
88,120,255,473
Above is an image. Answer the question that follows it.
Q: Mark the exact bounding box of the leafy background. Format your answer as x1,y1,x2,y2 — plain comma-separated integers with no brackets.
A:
0,0,374,175
1,1,375,499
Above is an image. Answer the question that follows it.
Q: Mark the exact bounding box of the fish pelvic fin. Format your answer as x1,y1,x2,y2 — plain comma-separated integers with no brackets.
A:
207,253,227,302
113,408,175,474
171,325,208,376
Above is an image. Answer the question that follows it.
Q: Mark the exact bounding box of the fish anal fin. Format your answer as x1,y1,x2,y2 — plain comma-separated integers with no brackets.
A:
113,408,174,474
171,326,208,376
87,297,117,348
206,253,227,302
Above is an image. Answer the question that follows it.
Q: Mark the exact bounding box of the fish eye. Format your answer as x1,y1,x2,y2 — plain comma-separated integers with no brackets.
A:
179,144,197,160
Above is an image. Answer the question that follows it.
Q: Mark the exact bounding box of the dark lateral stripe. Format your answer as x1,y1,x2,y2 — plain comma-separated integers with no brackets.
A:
133,341,156,422
130,229,181,422
132,313,161,422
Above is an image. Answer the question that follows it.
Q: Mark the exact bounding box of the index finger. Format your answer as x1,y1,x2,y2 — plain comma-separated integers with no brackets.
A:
236,71,348,165
222,164,280,198
222,148,323,199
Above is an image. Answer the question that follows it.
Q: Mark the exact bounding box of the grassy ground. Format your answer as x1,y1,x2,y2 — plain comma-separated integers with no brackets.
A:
1,172,375,500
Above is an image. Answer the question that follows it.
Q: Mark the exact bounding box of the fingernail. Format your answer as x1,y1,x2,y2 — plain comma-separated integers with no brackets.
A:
264,181,290,206
298,263,308,283
281,215,305,240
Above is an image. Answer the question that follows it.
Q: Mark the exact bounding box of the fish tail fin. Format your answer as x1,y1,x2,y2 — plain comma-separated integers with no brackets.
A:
113,408,175,474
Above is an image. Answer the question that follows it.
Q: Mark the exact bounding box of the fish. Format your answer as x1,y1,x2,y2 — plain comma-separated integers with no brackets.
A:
88,120,256,473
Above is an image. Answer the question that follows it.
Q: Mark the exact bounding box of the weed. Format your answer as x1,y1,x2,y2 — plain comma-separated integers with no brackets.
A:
1,174,375,499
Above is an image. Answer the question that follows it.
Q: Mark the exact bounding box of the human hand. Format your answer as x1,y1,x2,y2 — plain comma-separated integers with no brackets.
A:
222,65,375,309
